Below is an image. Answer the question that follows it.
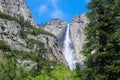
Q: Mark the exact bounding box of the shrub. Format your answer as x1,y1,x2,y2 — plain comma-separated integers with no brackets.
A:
0,12,16,21
28,26,55,37
0,41,11,51
19,30,27,39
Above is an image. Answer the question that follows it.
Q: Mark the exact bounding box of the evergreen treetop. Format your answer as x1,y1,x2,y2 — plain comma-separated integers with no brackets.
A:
81,0,120,80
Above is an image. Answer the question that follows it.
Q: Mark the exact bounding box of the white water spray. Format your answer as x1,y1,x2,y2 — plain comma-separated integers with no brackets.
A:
63,24,76,70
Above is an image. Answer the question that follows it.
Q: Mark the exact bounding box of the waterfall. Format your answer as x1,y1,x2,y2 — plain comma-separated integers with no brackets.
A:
63,24,76,70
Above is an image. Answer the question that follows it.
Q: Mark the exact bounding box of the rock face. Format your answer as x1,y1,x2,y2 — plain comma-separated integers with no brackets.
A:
0,18,67,65
0,0,89,68
43,19,68,65
70,14,89,66
0,0,35,25
35,34,67,65
44,19,67,36
0,18,29,51
43,14,89,67
0,0,67,68
43,19,67,53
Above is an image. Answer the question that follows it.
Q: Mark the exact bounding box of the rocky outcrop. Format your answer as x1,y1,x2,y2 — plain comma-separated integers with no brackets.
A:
0,18,29,51
43,19,68,65
44,19,67,36
35,34,67,65
70,14,89,66
43,19,67,52
0,0,35,26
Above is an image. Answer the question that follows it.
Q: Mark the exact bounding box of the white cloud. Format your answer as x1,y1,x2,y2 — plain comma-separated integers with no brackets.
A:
51,10,64,19
38,5,47,14
50,0,66,19
37,0,66,20
51,0,58,10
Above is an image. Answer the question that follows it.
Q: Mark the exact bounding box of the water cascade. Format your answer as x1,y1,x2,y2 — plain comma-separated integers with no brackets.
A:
63,24,76,70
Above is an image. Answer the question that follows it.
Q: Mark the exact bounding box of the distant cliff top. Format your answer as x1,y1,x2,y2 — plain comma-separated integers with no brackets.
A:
71,14,88,28
0,0,35,26
44,19,67,36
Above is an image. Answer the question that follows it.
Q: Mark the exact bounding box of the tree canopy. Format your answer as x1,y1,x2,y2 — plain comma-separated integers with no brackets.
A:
81,0,120,80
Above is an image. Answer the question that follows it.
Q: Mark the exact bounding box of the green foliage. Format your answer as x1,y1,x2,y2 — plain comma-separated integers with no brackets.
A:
49,64,79,80
0,11,18,21
0,41,11,51
75,65,81,78
81,0,120,80
11,50,37,60
32,64,79,80
28,26,55,37
0,50,50,80
0,51,28,80
0,48,81,80
26,39,45,51
20,29,27,39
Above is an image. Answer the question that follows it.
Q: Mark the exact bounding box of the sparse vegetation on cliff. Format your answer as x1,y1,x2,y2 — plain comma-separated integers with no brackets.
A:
0,12,55,37
0,41,11,51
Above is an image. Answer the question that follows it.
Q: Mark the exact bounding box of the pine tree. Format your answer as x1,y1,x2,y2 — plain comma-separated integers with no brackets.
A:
81,0,120,80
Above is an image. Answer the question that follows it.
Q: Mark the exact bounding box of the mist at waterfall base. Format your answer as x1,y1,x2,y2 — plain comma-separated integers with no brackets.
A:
63,24,77,70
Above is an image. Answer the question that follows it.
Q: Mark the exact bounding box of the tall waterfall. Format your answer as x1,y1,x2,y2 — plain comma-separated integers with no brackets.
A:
63,24,76,70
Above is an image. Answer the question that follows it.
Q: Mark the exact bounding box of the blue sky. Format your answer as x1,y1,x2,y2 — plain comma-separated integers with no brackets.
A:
25,0,90,24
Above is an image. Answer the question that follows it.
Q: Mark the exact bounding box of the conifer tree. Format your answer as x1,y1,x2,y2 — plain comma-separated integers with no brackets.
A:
81,0,120,80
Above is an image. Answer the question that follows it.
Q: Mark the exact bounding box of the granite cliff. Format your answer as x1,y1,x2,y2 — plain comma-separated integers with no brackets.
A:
0,0,35,25
0,0,67,69
43,14,88,67
0,0,88,68
70,14,89,66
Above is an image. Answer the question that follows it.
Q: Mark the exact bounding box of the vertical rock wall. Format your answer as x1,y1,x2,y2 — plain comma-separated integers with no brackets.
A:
70,14,89,66
0,0,35,26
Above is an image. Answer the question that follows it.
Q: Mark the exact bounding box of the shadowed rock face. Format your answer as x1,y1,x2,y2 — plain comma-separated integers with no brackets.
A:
44,19,68,65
